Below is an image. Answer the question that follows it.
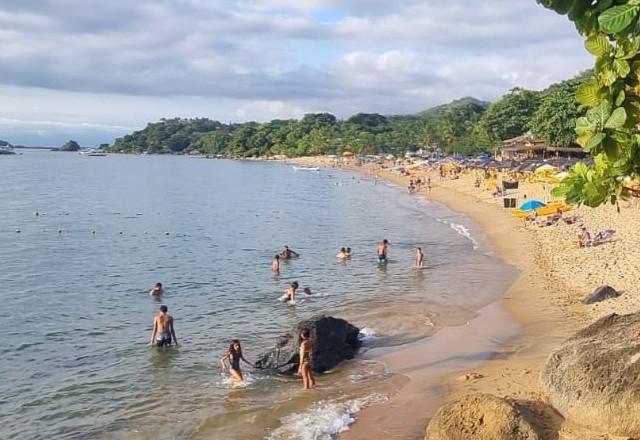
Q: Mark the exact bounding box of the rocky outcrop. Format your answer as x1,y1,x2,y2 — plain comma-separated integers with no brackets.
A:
582,285,621,304
540,312,640,436
59,140,81,152
425,393,542,440
255,315,360,374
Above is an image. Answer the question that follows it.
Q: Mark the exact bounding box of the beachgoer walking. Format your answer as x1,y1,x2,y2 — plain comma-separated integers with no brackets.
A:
220,339,253,384
272,255,280,273
298,329,315,390
149,305,178,347
415,247,424,268
149,282,164,296
377,239,389,264
280,245,299,260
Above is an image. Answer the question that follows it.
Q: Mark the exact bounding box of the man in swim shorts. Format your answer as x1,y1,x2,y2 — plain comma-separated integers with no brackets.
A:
149,305,178,347
377,239,389,263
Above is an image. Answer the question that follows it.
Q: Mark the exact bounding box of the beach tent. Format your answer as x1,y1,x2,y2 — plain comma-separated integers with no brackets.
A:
519,200,545,211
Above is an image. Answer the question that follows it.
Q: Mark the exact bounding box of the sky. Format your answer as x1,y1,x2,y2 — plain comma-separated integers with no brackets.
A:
0,0,592,147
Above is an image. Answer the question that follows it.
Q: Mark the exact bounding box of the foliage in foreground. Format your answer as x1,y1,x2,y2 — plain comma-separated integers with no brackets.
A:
538,0,640,207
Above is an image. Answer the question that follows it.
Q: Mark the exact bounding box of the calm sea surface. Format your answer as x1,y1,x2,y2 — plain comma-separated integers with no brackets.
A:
0,151,515,439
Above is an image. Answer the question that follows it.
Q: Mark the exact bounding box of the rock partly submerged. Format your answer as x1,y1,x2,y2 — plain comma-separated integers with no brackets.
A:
541,312,640,437
582,285,621,304
425,393,542,440
254,315,360,374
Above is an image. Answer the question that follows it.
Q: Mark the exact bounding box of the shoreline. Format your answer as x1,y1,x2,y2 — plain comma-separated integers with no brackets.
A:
291,157,584,438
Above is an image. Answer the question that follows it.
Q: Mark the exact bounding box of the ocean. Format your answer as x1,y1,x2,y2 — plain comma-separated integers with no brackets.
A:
0,151,515,439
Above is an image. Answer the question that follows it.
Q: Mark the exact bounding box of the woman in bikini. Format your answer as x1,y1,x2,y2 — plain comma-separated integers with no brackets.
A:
220,339,253,384
298,329,315,390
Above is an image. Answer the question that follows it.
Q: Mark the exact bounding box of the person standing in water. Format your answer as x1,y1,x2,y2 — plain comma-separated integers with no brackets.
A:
336,247,348,259
377,239,389,264
149,282,164,296
149,305,178,347
272,255,280,273
282,281,299,304
220,339,253,384
280,245,299,260
415,247,425,268
298,329,315,390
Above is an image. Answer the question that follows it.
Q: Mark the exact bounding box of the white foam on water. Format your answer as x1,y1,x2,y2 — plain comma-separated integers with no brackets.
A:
437,219,480,250
216,371,258,389
268,394,387,440
358,328,379,342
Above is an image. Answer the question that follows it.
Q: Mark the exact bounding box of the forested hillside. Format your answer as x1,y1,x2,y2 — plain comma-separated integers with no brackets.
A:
108,72,590,157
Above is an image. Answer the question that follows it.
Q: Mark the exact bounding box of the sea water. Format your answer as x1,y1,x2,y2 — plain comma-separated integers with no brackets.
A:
0,152,515,439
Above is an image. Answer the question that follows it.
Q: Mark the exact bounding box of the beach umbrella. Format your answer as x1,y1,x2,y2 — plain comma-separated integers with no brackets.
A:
519,200,545,211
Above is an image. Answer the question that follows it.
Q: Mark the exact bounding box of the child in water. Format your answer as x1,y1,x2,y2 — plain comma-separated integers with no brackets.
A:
220,339,253,384
282,281,299,304
298,329,315,390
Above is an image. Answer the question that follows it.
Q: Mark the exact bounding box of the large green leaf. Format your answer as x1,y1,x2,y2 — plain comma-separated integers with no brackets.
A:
598,4,640,34
585,132,606,151
575,116,595,135
585,33,610,56
605,107,627,128
613,58,631,77
586,99,612,130
576,81,601,107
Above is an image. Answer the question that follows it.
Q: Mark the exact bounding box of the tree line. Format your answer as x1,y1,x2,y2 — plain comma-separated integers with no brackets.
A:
107,72,590,158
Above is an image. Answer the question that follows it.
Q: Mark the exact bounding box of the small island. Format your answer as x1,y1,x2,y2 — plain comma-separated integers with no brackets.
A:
52,140,82,152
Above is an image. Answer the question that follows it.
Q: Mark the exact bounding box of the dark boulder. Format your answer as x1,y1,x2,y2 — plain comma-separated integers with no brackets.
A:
255,315,360,374
582,285,621,304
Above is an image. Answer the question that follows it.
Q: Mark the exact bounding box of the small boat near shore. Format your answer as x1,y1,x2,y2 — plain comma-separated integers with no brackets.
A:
0,145,16,155
79,150,108,157
292,165,320,172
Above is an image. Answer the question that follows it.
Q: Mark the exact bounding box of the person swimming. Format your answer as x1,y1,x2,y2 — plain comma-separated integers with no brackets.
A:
336,247,348,259
377,239,389,264
303,287,312,296
282,281,299,304
272,255,280,273
149,305,177,347
279,245,299,260
220,339,253,384
345,247,352,257
149,282,164,296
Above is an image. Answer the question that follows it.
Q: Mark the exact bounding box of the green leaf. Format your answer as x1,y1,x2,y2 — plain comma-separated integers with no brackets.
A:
586,99,612,130
595,0,614,13
550,0,575,14
569,0,591,21
585,33,610,56
613,58,631,77
602,136,621,159
605,107,627,129
576,81,601,107
585,132,606,151
598,4,640,34
615,90,626,106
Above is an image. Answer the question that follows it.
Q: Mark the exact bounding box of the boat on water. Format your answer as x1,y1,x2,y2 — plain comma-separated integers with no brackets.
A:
0,145,16,155
79,149,108,157
292,166,320,172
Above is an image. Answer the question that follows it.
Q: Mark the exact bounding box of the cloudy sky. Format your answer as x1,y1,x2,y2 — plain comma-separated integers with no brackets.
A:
0,0,592,146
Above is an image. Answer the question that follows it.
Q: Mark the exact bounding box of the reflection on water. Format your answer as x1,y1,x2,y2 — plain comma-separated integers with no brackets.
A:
0,152,515,439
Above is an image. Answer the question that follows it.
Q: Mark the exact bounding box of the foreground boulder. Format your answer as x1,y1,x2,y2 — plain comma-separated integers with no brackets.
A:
582,285,621,304
541,312,640,436
425,393,541,440
255,315,360,374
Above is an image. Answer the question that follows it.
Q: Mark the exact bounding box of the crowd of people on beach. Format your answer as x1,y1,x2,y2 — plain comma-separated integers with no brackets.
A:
147,238,427,390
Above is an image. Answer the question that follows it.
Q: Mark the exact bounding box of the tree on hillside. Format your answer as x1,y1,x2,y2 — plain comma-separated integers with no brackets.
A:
481,88,539,141
530,87,580,147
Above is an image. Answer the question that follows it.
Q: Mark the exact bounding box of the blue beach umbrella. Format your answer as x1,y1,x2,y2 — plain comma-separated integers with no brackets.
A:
519,200,545,211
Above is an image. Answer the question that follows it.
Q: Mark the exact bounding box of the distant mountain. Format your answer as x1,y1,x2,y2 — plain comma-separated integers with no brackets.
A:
0,139,13,147
58,140,81,152
418,97,490,118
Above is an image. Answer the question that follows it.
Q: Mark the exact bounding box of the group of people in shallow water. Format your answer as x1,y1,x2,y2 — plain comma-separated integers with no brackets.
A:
146,239,426,389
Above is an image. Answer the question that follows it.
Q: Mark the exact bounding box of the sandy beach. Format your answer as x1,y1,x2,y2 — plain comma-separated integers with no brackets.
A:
292,156,638,439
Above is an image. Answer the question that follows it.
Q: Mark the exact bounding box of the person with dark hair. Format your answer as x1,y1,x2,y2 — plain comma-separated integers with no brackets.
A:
220,339,253,384
279,245,299,260
149,282,164,296
336,247,348,259
345,247,352,257
272,255,280,273
149,305,177,347
298,329,315,390
377,239,389,264
282,281,299,304
415,247,424,268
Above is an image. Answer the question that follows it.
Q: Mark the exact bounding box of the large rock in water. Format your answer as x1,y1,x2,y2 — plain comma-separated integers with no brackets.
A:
425,393,542,440
541,312,640,436
255,315,360,374
582,285,621,304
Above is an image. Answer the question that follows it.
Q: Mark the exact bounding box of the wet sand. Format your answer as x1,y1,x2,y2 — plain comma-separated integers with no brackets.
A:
292,157,624,439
